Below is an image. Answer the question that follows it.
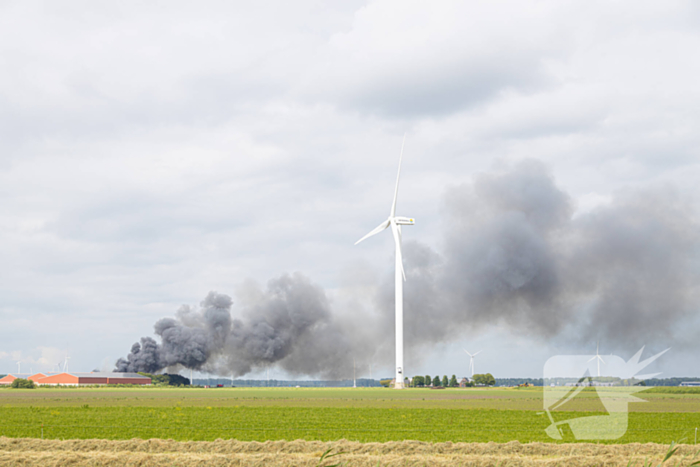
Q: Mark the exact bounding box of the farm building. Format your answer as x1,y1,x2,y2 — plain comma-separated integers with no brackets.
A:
0,372,151,386
0,373,52,385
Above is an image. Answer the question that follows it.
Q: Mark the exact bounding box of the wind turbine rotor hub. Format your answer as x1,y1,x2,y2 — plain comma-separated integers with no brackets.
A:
394,217,415,225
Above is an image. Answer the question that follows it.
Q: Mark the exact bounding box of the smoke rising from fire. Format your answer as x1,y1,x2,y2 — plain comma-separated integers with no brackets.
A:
116,274,357,378
116,159,700,376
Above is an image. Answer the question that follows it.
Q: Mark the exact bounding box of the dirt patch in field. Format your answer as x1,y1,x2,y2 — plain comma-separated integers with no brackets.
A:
2,437,699,466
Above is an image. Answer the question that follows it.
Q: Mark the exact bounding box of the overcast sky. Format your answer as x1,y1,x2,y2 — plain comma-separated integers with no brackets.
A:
2,0,700,379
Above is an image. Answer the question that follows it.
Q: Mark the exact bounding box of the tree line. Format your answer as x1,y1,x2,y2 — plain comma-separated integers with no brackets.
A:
410,373,495,387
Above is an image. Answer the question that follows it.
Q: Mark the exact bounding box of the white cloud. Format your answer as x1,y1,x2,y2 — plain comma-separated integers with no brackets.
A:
1,0,699,376
301,0,572,116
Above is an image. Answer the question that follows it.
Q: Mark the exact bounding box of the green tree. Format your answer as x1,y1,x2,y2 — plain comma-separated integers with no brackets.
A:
10,378,36,389
412,376,425,387
449,375,458,387
442,375,448,387
473,373,496,386
379,379,392,388
425,375,431,387
432,376,441,387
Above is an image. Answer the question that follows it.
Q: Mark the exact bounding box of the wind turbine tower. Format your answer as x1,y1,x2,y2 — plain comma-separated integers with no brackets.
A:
355,135,414,389
588,342,605,377
353,358,356,388
463,349,482,377
16,361,21,374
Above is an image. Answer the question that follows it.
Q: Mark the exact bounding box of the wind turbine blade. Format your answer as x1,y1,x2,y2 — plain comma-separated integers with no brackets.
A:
587,356,597,362
473,351,482,356
598,356,605,364
391,221,406,280
390,133,406,218
464,349,472,356
354,220,390,245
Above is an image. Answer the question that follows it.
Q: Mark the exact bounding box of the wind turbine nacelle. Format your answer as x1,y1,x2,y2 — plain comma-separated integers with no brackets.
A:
394,217,415,225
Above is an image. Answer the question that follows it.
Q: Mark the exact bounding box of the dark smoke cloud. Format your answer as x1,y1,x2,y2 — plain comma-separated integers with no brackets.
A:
219,273,352,377
564,188,700,346
116,159,700,376
440,159,571,334
399,160,700,352
116,273,358,378
115,291,232,372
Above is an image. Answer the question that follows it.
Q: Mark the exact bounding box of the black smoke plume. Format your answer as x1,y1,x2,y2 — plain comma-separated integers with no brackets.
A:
116,159,700,376
115,273,357,378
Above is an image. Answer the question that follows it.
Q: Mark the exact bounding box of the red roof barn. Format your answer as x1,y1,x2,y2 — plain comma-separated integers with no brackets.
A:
1,372,151,386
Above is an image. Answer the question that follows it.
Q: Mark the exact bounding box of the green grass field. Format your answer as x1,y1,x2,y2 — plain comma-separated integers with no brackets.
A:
1,387,699,444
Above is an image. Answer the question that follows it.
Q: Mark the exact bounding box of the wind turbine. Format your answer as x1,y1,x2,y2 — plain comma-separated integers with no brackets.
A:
16,361,21,374
588,342,605,377
62,355,70,373
463,349,482,377
353,358,356,388
355,135,414,389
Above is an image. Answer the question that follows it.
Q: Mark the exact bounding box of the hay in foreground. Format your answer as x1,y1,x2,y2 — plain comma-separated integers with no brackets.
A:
2,437,699,466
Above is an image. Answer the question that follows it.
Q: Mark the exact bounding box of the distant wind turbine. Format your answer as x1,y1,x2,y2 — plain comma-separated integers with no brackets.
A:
353,358,356,388
588,342,605,377
355,135,414,389
463,349,482,377
16,361,21,374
